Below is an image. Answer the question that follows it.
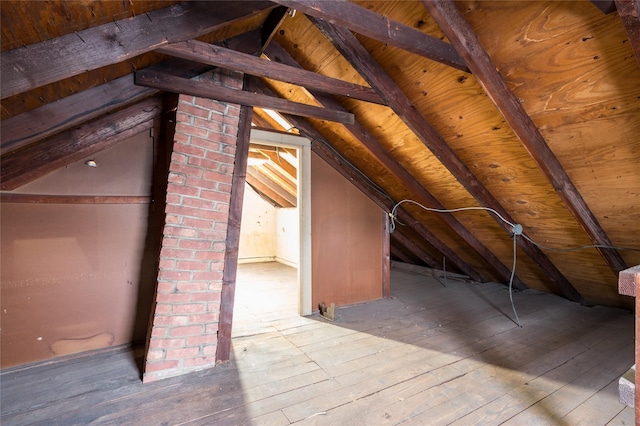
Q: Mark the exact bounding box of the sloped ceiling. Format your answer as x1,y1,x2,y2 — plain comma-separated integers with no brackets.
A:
1,0,639,309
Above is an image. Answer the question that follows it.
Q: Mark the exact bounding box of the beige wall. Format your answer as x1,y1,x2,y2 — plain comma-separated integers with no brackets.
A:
0,132,155,368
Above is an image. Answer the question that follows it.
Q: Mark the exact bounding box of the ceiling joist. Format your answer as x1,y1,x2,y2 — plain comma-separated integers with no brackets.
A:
156,40,385,105
134,70,355,124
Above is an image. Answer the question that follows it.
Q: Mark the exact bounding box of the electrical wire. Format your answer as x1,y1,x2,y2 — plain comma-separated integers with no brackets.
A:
509,234,522,327
390,199,516,234
389,198,639,329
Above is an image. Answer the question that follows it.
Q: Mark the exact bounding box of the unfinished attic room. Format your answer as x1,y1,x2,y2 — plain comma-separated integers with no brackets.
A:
1,0,640,424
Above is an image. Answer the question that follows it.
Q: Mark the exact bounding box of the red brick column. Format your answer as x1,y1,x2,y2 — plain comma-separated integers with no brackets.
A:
143,70,243,383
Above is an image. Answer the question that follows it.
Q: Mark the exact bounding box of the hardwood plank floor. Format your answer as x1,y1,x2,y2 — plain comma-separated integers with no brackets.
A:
1,262,634,425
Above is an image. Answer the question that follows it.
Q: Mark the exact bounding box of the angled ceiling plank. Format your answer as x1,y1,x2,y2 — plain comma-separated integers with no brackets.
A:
246,181,283,207
260,150,298,179
259,163,297,195
156,40,385,105
135,70,354,124
311,138,483,282
263,42,524,289
1,60,212,153
309,19,583,301
271,0,468,72
424,0,628,276
614,0,640,67
390,245,418,265
1,1,275,99
247,167,296,207
391,232,440,269
1,96,162,190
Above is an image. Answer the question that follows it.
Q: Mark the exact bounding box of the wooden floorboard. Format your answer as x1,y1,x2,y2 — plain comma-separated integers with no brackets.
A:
1,262,634,425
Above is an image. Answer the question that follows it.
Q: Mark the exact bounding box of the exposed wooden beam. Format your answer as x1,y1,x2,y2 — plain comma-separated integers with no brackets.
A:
615,0,640,68
216,79,255,364
263,42,520,288
1,60,212,153
1,1,275,99
390,245,417,265
0,194,151,204
311,139,484,282
156,40,385,105
135,70,354,124
272,0,468,72
259,149,298,180
261,163,297,194
1,97,162,191
309,18,581,301
392,231,440,270
423,0,628,277
246,167,296,207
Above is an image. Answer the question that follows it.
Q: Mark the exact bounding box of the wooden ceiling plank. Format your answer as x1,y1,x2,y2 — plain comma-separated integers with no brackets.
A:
246,179,284,207
260,150,298,179
156,40,385,105
247,167,296,207
271,0,468,72
311,138,484,282
424,0,628,276
1,59,212,154
309,18,585,301
1,97,162,190
392,232,440,270
263,41,523,289
259,163,297,196
1,1,275,99
614,0,640,68
135,70,354,125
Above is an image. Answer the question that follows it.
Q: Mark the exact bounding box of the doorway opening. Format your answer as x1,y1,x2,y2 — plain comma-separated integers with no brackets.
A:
233,129,311,338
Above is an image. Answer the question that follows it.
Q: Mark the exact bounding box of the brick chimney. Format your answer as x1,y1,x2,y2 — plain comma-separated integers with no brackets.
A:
143,70,243,383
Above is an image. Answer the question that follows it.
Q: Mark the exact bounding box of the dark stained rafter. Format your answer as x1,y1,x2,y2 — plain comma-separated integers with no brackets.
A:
1,60,212,154
261,163,296,193
216,76,255,364
271,0,469,72
0,1,276,99
614,0,640,68
247,167,297,207
134,70,355,124
156,40,385,105
423,0,628,276
308,18,583,302
262,42,525,289
390,245,418,265
391,232,440,269
1,97,162,190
